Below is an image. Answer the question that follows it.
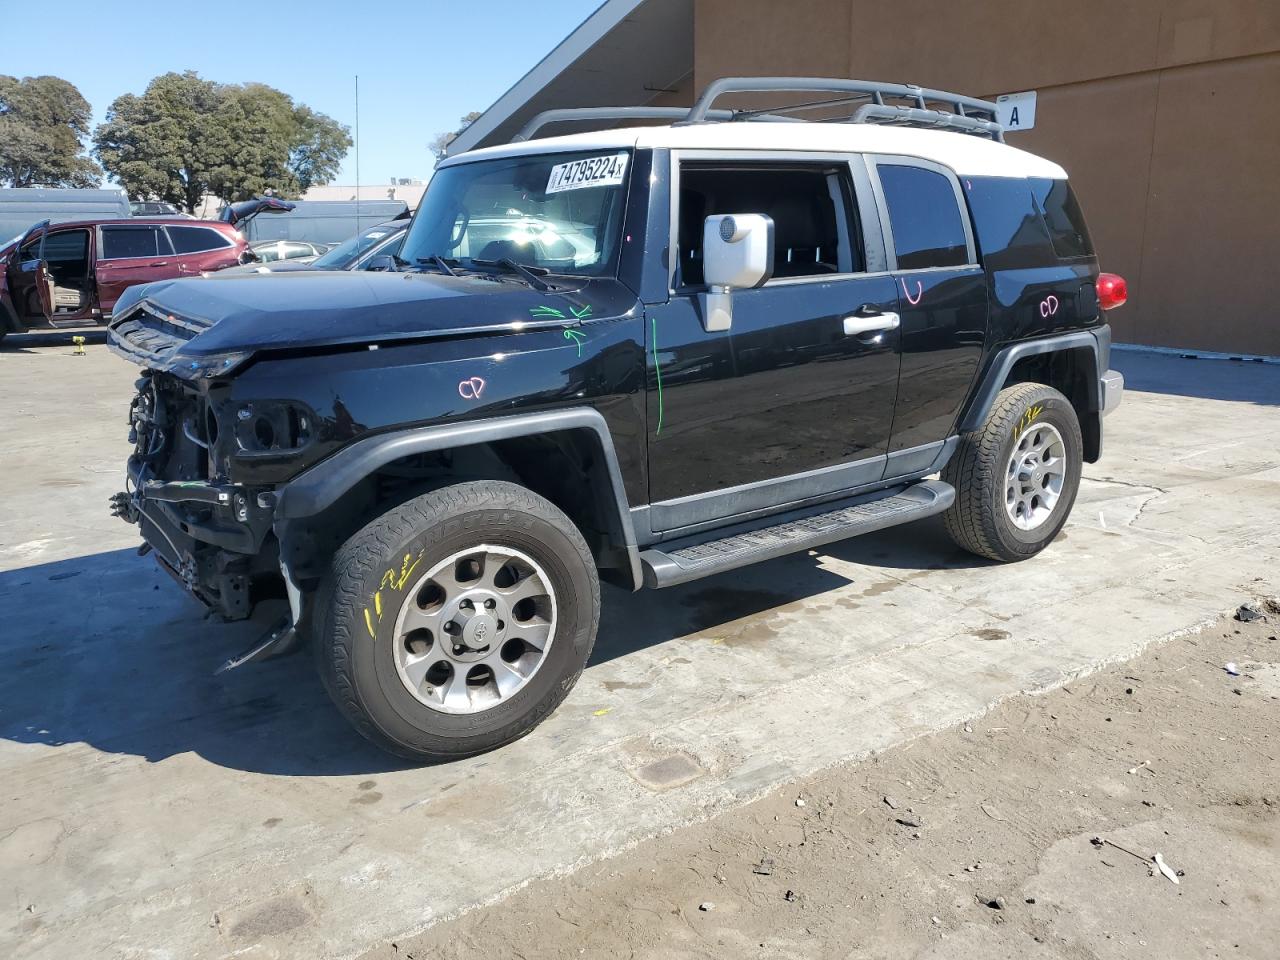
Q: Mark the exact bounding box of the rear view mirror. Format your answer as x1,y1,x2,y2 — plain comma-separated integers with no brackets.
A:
700,214,774,331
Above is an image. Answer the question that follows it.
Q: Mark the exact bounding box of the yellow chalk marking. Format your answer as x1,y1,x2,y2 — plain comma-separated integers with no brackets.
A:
363,607,376,639
593,708,611,717
374,590,383,619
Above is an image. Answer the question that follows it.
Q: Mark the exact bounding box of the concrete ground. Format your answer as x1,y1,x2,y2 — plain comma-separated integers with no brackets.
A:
1,341,1277,960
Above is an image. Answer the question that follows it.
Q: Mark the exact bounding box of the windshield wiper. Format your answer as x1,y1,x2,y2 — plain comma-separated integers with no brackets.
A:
472,257,554,292
415,255,458,277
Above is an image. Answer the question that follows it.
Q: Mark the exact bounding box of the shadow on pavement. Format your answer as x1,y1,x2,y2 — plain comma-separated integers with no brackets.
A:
1115,349,1280,406
1,514,979,776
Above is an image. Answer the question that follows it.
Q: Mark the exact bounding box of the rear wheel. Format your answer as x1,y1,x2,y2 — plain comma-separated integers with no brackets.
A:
315,480,600,761
943,382,1082,562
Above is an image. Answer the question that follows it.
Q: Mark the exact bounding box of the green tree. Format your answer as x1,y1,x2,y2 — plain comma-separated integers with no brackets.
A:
429,111,483,160
93,72,352,211
0,75,102,188
92,72,222,212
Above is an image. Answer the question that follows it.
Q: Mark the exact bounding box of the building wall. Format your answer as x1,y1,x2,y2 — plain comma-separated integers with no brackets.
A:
692,0,1280,354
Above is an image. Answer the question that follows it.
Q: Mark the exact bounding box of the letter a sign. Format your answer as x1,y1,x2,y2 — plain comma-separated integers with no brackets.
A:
996,91,1037,132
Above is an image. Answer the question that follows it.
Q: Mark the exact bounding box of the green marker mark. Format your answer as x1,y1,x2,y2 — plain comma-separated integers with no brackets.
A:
529,305,566,319
529,304,593,321
563,328,586,357
651,315,664,437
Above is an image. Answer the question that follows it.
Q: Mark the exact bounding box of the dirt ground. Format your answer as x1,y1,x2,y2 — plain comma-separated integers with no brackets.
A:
369,604,1280,960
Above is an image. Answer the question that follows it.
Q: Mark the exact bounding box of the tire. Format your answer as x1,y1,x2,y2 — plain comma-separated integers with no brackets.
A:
314,480,600,761
942,382,1082,562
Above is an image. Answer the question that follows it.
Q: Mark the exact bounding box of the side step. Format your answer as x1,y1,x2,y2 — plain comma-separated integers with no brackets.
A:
640,479,955,588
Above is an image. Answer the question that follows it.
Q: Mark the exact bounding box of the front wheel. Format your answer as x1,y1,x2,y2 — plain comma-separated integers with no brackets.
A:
942,382,1083,562
315,480,600,761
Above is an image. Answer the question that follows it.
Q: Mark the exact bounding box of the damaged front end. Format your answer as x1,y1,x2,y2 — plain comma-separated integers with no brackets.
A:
108,301,309,665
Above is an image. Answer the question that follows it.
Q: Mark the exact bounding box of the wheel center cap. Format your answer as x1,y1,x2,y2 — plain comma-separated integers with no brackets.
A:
462,612,498,650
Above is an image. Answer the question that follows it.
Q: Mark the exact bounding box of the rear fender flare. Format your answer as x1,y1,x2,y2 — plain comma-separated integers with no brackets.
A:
274,408,642,590
959,328,1106,433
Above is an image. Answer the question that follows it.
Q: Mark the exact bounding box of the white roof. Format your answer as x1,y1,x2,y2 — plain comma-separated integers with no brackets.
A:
443,122,1068,180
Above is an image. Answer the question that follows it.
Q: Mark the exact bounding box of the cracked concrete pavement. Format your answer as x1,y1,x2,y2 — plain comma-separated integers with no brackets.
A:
1,341,1278,959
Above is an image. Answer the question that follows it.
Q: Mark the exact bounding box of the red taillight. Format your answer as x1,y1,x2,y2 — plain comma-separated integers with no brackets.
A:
1097,272,1128,311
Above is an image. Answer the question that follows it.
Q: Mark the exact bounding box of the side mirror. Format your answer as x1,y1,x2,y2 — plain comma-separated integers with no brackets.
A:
699,213,773,331
365,255,398,273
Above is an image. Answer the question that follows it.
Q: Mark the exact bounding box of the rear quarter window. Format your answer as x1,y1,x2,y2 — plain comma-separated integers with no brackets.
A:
168,226,232,254
963,177,1057,270
877,164,970,270
1030,178,1094,260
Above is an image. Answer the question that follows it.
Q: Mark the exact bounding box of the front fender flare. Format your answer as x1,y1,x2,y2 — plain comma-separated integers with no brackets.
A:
274,407,642,590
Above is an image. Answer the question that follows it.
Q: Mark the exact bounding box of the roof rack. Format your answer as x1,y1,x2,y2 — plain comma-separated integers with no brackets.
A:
504,77,1004,147
511,105,797,143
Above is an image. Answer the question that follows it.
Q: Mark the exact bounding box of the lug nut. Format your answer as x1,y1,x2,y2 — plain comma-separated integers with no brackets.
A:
484,599,496,609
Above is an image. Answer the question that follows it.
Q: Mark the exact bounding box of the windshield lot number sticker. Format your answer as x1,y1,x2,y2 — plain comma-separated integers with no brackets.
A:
546,153,629,194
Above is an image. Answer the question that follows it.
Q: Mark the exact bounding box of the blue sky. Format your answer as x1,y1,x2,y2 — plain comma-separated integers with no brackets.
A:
3,0,602,185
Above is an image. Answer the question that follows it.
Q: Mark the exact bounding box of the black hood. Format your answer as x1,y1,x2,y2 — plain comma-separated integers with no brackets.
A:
107,270,638,372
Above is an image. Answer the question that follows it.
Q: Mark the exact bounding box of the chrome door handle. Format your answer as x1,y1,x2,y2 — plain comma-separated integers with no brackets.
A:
842,311,900,336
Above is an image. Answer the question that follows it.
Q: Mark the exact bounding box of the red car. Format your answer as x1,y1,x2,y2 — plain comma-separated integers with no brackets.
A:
1,215,254,339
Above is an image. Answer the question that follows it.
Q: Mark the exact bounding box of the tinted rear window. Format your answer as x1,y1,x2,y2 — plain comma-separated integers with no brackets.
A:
102,226,162,259
168,226,230,254
1030,178,1094,259
963,177,1057,270
878,164,969,270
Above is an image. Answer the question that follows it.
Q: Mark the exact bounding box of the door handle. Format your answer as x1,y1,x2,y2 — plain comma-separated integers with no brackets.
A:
842,311,900,336
150,261,169,267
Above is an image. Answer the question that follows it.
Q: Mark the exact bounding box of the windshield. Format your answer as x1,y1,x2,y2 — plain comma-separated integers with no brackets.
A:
312,225,401,269
399,149,632,278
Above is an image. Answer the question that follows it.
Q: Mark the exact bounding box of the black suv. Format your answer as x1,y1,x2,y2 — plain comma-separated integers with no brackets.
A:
107,79,1126,761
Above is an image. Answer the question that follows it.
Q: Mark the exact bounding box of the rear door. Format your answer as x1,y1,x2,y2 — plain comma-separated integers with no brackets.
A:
95,224,178,312
643,153,901,533
867,157,988,474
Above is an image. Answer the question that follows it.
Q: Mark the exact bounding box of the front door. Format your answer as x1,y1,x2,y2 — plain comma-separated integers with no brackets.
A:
644,156,901,533
96,224,178,313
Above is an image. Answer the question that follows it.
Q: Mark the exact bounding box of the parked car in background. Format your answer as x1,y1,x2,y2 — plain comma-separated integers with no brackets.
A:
249,239,329,264
220,219,410,274
0,187,131,241
130,200,194,218
0,216,255,340
231,198,409,246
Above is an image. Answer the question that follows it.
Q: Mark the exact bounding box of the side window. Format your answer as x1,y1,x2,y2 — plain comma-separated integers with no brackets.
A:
677,163,859,286
877,164,970,270
168,226,231,254
41,230,89,264
101,226,165,260
1029,178,1094,260
963,177,1057,271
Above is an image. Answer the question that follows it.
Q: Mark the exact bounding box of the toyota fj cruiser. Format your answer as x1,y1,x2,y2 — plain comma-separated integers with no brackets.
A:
107,78,1127,761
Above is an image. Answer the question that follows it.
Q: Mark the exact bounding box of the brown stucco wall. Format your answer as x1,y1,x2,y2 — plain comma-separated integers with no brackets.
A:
692,0,1280,354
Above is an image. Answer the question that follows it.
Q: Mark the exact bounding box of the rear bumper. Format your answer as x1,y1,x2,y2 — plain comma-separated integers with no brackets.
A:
1101,369,1124,416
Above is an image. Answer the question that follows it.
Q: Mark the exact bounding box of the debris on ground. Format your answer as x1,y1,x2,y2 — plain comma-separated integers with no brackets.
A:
1153,853,1180,885
1224,662,1241,676
883,795,899,810
981,802,1008,821
1127,760,1151,775
783,890,797,902
698,901,714,912
1234,602,1265,623
795,798,806,808
895,816,922,829
752,857,775,876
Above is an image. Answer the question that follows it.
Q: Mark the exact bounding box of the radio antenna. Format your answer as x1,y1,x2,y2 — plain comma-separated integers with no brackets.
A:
354,74,361,239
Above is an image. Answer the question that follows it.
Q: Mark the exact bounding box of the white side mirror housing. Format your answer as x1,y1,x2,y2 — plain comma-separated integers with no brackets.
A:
699,213,774,332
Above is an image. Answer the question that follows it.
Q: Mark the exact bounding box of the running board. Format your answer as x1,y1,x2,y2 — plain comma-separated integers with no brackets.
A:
640,479,955,588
